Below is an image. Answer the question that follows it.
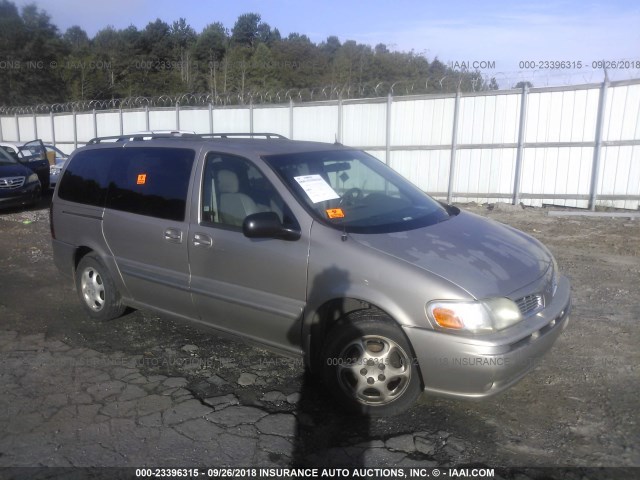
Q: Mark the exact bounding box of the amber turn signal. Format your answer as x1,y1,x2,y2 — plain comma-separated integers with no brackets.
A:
431,307,465,329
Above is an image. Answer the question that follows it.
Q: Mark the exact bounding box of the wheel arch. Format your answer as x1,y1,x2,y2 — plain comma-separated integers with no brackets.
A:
316,303,426,415
72,245,131,301
304,296,423,386
73,246,94,271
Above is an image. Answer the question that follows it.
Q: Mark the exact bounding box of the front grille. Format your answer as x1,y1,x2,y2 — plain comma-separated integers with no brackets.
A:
0,176,25,189
516,294,543,317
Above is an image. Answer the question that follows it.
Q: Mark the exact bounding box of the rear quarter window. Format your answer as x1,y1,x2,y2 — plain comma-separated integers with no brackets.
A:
58,147,195,221
58,149,112,206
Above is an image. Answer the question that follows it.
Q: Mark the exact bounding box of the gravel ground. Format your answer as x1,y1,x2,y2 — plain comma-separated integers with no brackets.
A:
0,196,638,476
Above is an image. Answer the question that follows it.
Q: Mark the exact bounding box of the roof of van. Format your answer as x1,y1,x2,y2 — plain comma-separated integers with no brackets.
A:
85,134,353,158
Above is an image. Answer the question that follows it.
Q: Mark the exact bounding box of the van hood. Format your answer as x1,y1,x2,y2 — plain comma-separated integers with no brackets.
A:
350,210,552,299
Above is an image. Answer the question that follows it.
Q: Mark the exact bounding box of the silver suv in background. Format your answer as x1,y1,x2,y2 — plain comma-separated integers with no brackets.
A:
46,144,69,190
50,133,571,416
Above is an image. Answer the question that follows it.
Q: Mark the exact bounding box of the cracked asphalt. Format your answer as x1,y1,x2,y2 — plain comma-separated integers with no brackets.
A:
0,321,456,469
0,197,638,477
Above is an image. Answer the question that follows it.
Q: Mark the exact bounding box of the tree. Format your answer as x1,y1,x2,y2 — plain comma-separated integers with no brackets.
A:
0,0,25,104
226,44,253,98
257,22,279,45
171,18,196,47
0,2,67,104
139,19,172,59
90,26,140,98
136,19,177,94
0,0,510,106
374,43,389,55
193,22,228,96
427,58,448,90
250,43,276,90
63,26,89,52
21,3,58,37
271,34,325,89
320,36,341,57
332,40,373,87
171,18,196,87
231,13,261,47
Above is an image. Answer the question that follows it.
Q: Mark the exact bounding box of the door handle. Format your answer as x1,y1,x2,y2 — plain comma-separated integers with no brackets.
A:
193,233,213,247
164,228,183,243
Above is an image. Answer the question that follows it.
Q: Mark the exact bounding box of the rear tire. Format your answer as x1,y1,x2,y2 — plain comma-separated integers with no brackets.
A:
321,311,422,416
75,253,126,321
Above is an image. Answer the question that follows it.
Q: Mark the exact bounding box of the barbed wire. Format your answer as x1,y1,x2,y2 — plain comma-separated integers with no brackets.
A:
0,76,458,114
1,69,638,115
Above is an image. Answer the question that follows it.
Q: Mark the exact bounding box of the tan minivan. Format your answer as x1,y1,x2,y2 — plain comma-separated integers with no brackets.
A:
51,133,571,416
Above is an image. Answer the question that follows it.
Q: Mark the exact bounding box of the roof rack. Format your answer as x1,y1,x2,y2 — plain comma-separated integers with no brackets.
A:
87,132,288,144
87,132,192,144
198,133,287,140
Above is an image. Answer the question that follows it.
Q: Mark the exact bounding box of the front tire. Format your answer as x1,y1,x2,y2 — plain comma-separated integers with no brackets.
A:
75,253,126,321
321,311,422,416
29,186,41,206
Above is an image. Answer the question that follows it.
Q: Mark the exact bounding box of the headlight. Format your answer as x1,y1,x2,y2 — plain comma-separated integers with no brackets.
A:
426,297,523,334
27,173,39,183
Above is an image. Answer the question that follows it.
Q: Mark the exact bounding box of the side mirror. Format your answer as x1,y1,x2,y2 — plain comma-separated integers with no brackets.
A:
242,212,301,241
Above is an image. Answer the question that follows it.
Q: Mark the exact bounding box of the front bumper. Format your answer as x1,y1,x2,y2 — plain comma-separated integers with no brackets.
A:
405,275,571,399
0,182,41,209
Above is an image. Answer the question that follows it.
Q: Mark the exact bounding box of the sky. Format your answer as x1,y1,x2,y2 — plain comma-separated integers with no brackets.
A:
13,0,640,87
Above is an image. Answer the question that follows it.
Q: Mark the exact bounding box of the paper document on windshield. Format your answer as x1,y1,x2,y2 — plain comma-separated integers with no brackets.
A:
294,174,340,203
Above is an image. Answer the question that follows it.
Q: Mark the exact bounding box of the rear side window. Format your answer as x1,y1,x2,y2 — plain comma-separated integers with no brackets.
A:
58,149,112,207
58,147,195,221
107,148,194,221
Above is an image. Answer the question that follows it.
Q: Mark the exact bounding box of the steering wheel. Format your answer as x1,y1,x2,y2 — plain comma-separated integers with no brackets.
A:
340,187,364,206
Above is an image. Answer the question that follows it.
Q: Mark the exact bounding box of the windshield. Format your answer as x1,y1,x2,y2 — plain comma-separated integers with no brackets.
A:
263,149,452,233
19,141,45,161
0,147,19,166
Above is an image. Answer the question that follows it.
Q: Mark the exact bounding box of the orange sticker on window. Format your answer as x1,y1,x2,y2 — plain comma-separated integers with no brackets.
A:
136,174,147,185
326,208,345,219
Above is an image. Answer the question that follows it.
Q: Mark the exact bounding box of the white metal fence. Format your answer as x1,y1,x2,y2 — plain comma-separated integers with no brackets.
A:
2,78,639,209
